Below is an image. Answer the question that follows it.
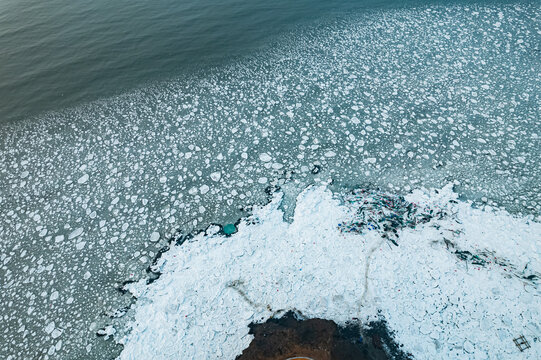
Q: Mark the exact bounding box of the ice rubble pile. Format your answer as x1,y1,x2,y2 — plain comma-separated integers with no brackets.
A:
338,189,448,246
338,187,539,285
116,186,541,360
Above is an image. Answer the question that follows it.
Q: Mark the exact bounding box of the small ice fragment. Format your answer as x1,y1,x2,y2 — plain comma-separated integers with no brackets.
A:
150,232,160,242
45,322,55,334
51,328,62,339
77,174,89,184
206,225,221,235
210,171,221,182
324,151,336,157
200,185,210,194
259,153,272,162
68,228,83,239
97,325,116,338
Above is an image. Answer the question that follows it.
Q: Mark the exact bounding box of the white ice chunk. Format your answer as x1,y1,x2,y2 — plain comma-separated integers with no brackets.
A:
68,228,84,239
210,172,222,182
77,174,89,184
150,232,160,243
259,153,272,162
44,322,55,334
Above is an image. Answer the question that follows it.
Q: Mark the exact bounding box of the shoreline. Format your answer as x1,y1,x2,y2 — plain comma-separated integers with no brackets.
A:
114,185,540,359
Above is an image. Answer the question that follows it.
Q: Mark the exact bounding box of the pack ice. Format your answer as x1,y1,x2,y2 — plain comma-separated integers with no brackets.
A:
116,185,541,359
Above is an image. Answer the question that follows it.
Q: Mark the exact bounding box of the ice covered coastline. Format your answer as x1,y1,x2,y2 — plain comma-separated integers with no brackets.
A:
115,185,541,359
1,3,540,358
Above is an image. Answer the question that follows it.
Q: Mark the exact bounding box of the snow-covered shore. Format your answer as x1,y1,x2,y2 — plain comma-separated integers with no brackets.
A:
116,185,540,359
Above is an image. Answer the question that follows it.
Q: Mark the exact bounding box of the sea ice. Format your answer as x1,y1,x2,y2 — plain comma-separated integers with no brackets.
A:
116,186,541,360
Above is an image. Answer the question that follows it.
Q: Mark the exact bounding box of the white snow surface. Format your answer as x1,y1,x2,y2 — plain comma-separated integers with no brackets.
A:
117,186,541,360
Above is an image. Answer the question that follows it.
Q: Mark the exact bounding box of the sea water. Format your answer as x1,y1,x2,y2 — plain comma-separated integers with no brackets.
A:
0,1,539,359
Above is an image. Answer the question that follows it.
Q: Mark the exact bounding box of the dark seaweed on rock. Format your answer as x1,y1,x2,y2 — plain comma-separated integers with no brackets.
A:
338,189,447,245
453,247,540,284
338,189,540,284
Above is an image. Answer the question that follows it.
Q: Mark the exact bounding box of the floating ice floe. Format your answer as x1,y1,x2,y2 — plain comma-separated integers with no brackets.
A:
116,185,541,360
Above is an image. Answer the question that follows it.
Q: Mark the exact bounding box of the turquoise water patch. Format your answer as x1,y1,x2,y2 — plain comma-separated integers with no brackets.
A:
224,224,238,235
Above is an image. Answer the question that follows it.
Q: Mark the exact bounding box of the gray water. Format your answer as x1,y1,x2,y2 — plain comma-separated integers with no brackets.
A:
0,0,395,124
0,0,514,124
1,1,540,360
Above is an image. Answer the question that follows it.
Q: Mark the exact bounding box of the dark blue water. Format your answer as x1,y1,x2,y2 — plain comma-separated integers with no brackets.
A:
0,0,507,124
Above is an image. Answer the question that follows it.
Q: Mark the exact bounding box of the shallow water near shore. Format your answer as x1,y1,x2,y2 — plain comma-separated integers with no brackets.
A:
0,1,540,359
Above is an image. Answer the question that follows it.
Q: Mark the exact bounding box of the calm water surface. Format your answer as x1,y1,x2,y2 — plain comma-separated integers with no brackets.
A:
0,0,379,124
0,0,510,124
